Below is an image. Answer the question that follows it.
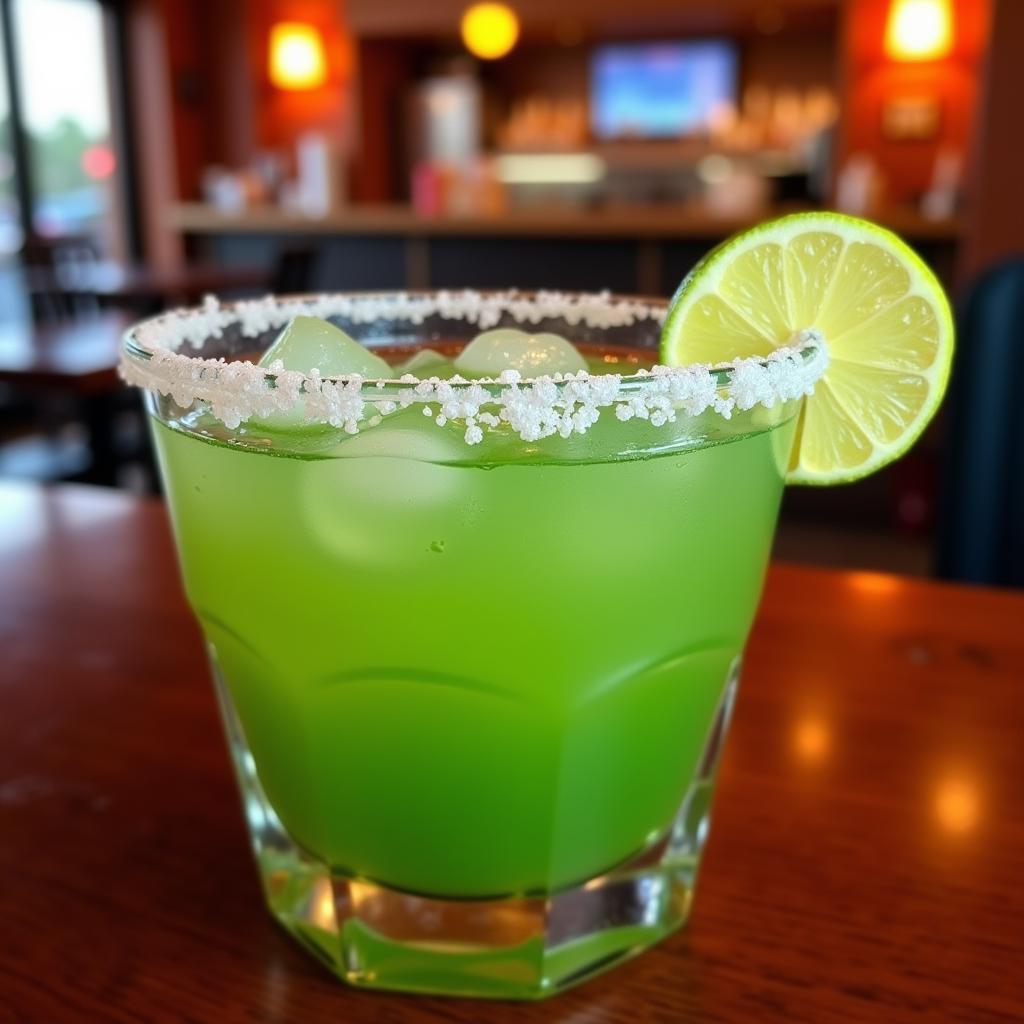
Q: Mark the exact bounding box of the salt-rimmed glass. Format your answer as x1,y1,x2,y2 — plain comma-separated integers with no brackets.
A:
121,290,824,1000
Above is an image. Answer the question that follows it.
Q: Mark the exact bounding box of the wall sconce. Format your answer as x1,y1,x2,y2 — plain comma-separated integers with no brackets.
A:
269,22,328,90
885,0,953,62
460,3,520,61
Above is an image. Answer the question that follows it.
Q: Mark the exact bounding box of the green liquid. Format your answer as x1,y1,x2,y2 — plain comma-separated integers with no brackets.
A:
154,400,795,899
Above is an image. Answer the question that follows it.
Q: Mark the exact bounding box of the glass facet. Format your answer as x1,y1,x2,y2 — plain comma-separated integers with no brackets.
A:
127,293,797,999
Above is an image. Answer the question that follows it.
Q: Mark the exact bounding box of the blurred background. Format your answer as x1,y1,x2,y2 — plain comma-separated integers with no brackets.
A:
0,0,1020,585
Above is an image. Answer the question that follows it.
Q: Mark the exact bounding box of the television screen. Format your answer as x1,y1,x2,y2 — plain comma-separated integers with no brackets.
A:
591,41,738,139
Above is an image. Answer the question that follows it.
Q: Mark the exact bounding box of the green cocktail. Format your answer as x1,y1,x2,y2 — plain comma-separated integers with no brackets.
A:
122,289,825,998
155,403,791,897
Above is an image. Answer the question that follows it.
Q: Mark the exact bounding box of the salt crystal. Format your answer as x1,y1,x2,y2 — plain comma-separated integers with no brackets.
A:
119,291,828,446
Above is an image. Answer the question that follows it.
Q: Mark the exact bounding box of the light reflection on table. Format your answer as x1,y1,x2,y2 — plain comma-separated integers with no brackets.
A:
793,714,831,763
933,776,980,835
845,570,905,598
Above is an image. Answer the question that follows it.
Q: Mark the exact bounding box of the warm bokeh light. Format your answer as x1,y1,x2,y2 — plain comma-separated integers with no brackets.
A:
885,0,953,62
847,571,902,597
934,777,979,834
794,716,831,762
495,153,605,184
268,22,328,90
460,3,520,61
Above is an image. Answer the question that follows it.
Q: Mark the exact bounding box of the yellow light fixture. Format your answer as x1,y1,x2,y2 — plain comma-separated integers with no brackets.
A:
461,3,520,61
884,0,953,62
269,22,328,90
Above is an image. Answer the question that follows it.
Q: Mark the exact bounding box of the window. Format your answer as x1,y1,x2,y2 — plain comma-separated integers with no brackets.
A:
14,0,121,249
0,0,132,268
0,10,25,325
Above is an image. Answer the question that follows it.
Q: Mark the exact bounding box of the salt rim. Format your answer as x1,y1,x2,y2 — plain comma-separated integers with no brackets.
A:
119,290,829,445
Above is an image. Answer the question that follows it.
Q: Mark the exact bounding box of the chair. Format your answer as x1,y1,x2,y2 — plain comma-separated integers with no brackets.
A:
22,235,102,323
935,258,1024,587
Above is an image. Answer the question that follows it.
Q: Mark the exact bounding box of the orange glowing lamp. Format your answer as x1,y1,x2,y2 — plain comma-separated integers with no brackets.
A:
269,22,328,90
460,3,520,61
885,0,953,62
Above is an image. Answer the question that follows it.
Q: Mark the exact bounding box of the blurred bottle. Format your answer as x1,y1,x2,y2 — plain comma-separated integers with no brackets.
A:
201,166,247,213
835,153,886,215
498,97,587,150
921,149,962,220
296,132,346,217
409,73,482,218
412,158,506,217
252,151,287,204
411,161,444,217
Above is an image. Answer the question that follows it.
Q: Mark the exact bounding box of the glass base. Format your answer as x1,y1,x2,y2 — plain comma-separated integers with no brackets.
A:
210,655,738,1000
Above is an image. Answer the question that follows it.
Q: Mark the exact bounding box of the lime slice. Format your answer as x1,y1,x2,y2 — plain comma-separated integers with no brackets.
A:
660,212,954,484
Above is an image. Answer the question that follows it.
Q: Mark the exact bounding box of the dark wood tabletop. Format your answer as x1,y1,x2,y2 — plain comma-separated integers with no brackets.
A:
43,262,269,303
2,481,1023,1023
0,311,134,393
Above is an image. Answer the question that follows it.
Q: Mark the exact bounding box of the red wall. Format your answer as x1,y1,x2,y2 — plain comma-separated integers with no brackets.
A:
130,0,355,202
837,0,990,207
960,0,1024,280
246,0,355,154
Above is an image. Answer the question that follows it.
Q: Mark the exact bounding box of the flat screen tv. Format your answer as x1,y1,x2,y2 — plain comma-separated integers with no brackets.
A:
590,40,738,139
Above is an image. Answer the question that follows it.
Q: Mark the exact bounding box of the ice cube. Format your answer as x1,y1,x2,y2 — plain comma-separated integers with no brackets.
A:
258,316,391,378
330,407,467,463
454,328,586,377
394,348,452,376
252,316,391,431
303,410,468,564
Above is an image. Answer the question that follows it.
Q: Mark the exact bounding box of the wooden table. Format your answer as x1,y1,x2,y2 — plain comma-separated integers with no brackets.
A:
31,262,270,311
0,311,133,394
2,482,1022,1022
0,313,137,485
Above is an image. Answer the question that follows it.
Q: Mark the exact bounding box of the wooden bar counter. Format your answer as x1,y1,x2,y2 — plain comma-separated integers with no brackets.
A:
171,202,961,296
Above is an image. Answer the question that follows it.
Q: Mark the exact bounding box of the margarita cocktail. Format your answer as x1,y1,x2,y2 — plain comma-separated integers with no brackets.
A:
121,214,953,1000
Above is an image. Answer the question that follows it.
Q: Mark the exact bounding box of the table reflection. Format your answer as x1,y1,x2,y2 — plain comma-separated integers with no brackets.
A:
934,777,980,835
793,714,831,762
846,571,903,597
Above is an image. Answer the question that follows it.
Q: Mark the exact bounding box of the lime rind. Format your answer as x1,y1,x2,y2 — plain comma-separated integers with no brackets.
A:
660,211,954,486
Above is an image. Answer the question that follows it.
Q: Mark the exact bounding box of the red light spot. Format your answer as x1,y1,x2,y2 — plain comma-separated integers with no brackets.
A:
82,144,116,180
